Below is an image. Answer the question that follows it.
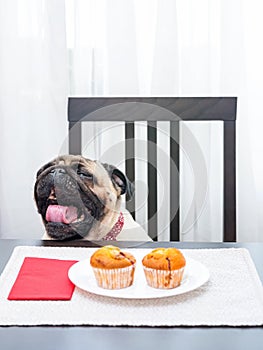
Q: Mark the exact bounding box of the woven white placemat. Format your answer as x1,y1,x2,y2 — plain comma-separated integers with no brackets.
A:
0,246,262,326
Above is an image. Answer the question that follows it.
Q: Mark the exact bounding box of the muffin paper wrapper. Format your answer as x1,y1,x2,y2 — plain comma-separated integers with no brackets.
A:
92,265,136,289
143,266,185,289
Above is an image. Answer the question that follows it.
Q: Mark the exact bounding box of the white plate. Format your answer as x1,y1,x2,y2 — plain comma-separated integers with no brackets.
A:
68,250,210,299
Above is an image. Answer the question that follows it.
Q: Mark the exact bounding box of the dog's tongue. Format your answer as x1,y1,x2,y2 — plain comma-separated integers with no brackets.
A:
46,205,78,224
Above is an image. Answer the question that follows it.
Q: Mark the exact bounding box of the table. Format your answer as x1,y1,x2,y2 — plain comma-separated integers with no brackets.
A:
0,240,262,350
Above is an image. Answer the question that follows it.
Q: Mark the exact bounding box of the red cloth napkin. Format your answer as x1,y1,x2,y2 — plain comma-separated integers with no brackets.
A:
8,257,78,300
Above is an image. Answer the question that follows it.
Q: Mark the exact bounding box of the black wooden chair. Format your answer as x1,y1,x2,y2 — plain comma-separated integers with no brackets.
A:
68,97,237,242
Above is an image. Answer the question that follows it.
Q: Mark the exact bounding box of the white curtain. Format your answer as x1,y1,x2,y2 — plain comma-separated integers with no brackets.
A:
1,0,262,241
0,0,68,238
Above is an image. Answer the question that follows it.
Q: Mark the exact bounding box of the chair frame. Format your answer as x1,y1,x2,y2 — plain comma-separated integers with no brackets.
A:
68,97,237,242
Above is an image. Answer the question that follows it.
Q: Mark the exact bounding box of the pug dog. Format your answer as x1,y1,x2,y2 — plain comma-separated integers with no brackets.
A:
34,155,151,241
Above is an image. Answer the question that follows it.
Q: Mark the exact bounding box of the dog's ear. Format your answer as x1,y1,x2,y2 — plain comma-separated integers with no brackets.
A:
36,160,56,178
36,163,50,178
102,163,134,201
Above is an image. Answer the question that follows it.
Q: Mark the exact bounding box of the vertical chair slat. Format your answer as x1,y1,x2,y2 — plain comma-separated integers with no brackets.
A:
147,121,158,241
223,121,236,242
125,122,135,219
170,121,180,241
69,122,82,155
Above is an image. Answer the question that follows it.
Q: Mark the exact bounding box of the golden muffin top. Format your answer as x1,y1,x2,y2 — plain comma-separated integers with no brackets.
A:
90,245,136,269
142,248,186,270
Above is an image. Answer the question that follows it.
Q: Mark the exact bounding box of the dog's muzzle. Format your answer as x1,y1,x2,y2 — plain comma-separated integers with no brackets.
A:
34,166,104,240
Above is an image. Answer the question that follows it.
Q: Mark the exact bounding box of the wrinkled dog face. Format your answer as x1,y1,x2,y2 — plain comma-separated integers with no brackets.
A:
34,155,134,240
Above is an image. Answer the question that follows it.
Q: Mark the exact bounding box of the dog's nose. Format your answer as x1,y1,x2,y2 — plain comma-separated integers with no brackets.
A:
50,168,66,176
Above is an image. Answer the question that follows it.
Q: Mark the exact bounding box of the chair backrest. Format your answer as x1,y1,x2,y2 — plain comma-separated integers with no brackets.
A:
68,97,237,242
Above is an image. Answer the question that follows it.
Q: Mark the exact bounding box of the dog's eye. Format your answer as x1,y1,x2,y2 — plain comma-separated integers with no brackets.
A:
77,170,93,180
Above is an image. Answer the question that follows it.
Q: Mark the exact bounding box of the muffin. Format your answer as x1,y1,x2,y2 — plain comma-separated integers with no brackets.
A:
142,248,186,289
90,245,136,289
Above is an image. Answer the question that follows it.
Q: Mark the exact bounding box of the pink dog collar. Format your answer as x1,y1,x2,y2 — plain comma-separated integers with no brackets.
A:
102,212,124,241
